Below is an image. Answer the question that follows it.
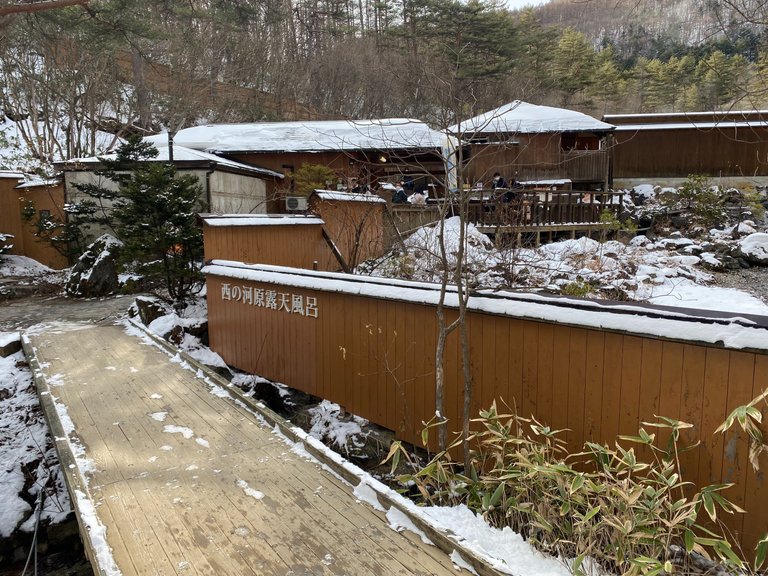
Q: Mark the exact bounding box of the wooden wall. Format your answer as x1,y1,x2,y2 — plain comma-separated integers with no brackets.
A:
0,180,68,269
613,127,768,179
205,269,768,555
465,133,609,186
203,221,340,271
308,197,386,268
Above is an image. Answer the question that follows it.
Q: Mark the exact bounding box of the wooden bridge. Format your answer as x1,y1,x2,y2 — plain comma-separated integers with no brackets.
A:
23,321,470,576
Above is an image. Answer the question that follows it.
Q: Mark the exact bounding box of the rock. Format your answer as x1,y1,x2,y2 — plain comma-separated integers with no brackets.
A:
132,296,171,327
739,233,768,265
0,332,21,357
699,252,725,272
65,235,122,298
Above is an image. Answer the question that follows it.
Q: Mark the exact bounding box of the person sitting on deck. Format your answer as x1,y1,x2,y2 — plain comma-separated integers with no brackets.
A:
503,178,522,203
492,172,507,189
392,183,407,204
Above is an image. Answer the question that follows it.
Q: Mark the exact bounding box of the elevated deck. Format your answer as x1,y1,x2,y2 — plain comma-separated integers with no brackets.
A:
24,322,461,576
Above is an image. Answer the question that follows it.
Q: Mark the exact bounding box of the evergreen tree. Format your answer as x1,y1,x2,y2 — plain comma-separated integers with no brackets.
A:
75,137,206,307
552,27,596,107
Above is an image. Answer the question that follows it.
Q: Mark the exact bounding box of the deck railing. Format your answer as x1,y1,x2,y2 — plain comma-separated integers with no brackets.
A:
460,189,624,227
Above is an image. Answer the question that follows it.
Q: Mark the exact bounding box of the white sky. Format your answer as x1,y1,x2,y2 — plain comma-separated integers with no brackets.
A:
507,0,550,9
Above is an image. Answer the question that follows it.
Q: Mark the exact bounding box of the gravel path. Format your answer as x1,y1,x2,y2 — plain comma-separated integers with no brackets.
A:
710,266,768,307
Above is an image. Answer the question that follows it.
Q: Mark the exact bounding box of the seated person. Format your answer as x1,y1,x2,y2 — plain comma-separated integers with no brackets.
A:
491,172,508,189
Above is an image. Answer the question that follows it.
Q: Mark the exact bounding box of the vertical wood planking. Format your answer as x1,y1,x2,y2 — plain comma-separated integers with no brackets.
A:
600,333,624,443
507,319,525,414
742,354,768,555
618,336,643,437
698,348,730,486
537,324,555,426
720,351,756,540
678,345,706,480
550,326,571,433
656,341,685,451
521,323,539,419
566,328,587,453
583,330,605,441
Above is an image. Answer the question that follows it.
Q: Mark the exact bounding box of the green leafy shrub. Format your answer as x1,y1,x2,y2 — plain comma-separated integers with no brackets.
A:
293,164,337,197
386,404,753,575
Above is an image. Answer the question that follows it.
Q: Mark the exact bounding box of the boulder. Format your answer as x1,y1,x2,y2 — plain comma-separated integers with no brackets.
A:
131,296,171,327
739,233,768,265
65,235,123,297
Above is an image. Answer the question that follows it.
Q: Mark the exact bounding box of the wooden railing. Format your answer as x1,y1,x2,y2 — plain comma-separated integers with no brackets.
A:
458,189,623,227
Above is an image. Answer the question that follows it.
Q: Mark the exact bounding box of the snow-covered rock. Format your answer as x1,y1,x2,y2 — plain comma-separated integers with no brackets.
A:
740,233,768,265
65,234,123,297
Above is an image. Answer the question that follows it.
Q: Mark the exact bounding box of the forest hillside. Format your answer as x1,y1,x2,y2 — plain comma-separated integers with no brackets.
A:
1,0,767,171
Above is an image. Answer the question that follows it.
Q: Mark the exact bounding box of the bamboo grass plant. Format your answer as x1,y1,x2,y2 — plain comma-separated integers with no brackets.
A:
385,402,766,575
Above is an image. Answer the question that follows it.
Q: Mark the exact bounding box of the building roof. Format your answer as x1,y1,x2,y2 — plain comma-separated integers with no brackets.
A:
450,101,615,135
60,145,284,179
153,119,445,154
311,190,387,204
612,121,768,132
0,170,24,180
16,178,61,189
201,214,324,227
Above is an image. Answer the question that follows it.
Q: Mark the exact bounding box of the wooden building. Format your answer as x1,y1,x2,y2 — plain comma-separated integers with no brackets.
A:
603,110,768,188
452,101,615,191
165,119,447,211
0,172,68,269
57,144,284,243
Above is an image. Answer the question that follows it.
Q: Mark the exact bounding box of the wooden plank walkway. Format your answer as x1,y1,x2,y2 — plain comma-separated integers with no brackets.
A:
26,323,460,576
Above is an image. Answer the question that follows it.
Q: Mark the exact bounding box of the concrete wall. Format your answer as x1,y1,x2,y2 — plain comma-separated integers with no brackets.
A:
208,171,267,214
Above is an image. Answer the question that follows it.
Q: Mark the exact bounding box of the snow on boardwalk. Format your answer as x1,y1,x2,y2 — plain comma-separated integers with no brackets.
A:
26,323,457,576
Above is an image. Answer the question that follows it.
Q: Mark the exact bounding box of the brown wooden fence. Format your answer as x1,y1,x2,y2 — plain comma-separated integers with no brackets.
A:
203,259,768,556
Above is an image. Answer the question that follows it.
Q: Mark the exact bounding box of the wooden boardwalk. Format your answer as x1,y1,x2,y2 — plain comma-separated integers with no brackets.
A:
26,323,460,576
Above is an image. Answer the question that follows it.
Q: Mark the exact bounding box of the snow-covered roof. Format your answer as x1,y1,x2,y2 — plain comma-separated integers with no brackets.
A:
62,145,284,179
159,119,445,154
604,110,768,120
450,101,614,135
0,170,24,180
16,178,61,189
203,260,768,352
312,190,387,204
613,121,768,132
202,214,324,227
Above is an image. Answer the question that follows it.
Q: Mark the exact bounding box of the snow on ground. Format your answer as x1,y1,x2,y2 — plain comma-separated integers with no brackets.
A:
0,254,56,277
0,339,71,538
363,216,768,316
308,400,369,452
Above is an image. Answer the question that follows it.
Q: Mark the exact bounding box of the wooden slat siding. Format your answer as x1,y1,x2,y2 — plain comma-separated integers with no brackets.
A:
522,322,539,419
566,328,587,453
537,323,555,427
601,333,624,442
743,354,768,554
721,352,756,540
494,316,511,415
613,127,768,179
551,326,571,434
657,341,685,452
638,339,664,462
584,330,605,441
679,345,707,480
508,319,525,416
205,271,768,554
618,336,643,438
203,223,334,270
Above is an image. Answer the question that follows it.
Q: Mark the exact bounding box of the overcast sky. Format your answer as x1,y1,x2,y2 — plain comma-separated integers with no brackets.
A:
507,0,550,9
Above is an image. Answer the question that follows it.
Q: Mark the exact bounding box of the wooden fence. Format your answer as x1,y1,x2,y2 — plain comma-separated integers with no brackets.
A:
203,259,768,556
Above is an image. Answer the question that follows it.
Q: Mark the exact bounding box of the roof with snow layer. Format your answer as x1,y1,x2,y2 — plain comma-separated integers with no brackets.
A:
450,101,615,135
151,119,446,154
59,145,284,179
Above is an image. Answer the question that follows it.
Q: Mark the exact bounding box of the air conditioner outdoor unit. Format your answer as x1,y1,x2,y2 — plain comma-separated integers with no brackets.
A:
285,196,308,211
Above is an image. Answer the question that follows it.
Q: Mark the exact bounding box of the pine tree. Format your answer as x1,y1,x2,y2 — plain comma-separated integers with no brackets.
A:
552,27,596,107
76,137,206,307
